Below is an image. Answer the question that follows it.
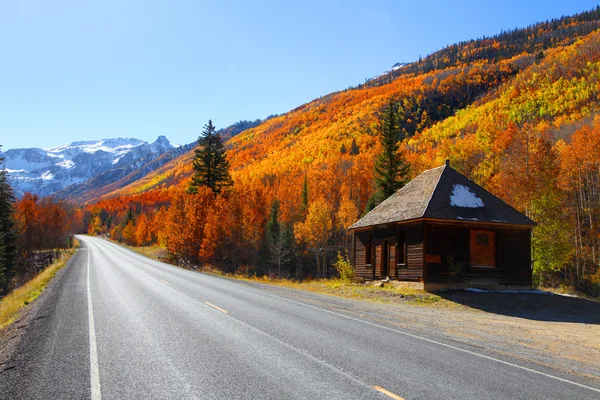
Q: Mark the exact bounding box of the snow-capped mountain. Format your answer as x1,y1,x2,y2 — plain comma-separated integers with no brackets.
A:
1,136,176,197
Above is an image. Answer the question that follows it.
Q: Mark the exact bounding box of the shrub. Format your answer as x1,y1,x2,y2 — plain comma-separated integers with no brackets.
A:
334,251,355,282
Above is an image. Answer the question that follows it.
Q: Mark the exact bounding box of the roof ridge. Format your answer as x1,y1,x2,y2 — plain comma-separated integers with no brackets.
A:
420,164,447,218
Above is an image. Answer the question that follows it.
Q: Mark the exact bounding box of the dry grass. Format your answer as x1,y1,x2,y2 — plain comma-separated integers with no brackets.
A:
226,275,445,305
125,244,167,260
108,239,168,262
0,239,79,330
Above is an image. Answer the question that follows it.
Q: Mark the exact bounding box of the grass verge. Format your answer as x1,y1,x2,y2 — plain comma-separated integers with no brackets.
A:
225,275,446,306
0,239,79,330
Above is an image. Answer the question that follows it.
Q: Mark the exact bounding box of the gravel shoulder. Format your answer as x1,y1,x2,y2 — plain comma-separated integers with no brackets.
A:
231,278,600,383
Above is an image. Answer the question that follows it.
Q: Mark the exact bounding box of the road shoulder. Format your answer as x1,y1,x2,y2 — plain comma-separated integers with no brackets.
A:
0,247,83,394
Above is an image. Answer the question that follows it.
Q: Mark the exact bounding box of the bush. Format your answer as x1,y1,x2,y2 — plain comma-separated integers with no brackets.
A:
334,251,355,282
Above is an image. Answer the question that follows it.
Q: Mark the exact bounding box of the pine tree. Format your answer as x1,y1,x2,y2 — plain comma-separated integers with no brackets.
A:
301,173,309,215
0,146,18,291
189,120,233,195
349,137,360,155
370,101,410,210
266,199,293,276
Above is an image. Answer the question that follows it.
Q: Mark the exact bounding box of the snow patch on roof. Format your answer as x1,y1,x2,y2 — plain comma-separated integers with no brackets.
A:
450,184,484,208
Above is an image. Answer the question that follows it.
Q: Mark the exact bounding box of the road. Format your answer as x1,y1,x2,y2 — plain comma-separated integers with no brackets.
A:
1,235,599,399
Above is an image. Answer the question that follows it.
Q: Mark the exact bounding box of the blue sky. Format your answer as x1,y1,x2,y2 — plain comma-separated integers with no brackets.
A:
1,0,598,150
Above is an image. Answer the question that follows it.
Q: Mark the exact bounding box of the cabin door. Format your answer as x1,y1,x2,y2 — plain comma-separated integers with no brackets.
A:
470,230,496,269
388,242,396,279
375,244,382,279
382,241,388,278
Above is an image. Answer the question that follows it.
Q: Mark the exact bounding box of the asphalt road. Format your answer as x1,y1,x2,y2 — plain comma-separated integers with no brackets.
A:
2,235,599,399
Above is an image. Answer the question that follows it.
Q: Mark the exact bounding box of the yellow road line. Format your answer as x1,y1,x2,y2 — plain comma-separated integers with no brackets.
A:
160,279,169,285
204,302,229,314
373,386,405,400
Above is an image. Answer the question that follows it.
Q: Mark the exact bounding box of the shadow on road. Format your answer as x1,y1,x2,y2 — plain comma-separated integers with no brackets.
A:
437,291,600,324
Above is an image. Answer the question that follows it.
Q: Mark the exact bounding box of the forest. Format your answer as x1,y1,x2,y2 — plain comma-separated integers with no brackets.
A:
2,8,600,297
0,160,75,295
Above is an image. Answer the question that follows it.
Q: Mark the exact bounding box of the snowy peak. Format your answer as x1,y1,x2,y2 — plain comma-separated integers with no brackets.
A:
4,136,176,197
366,62,411,83
46,137,146,156
151,135,173,154
390,62,409,71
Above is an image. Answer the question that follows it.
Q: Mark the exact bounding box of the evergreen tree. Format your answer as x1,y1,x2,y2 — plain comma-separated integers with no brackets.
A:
301,173,309,215
370,102,410,210
349,138,360,155
340,143,347,154
0,147,18,291
266,199,293,276
188,120,233,195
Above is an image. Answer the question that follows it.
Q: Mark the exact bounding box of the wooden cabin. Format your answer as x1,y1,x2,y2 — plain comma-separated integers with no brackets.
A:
348,161,536,291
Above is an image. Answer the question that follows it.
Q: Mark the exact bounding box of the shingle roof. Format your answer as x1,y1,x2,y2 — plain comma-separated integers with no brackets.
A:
349,163,536,229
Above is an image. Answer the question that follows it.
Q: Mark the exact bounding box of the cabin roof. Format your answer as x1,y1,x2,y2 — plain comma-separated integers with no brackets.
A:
349,163,536,230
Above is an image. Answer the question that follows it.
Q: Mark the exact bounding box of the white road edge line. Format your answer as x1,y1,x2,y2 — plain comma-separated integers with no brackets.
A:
87,243,102,400
232,279,600,394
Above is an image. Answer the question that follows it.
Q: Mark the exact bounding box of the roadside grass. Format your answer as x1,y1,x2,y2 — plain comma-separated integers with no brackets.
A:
124,244,167,260
113,241,168,261
221,273,447,306
0,239,79,330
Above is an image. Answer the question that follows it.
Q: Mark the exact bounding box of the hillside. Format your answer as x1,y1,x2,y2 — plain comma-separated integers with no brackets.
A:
99,8,600,207
81,8,600,295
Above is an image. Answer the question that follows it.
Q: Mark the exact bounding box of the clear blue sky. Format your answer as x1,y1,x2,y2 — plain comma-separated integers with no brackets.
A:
1,0,598,150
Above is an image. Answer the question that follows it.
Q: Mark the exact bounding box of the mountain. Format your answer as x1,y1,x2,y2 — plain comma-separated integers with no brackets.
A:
2,136,175,197
53,142,194,203
38,8,600,205
93,8,600,208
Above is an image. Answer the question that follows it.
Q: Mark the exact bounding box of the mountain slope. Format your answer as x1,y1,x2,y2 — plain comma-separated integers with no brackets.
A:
92,8,600,213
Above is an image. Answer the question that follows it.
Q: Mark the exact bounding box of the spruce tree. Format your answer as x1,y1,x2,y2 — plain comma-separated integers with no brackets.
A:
349,137,360,155
188,120,233,195
301,173,309,215
369,101,410,210
0,147,17,291
266,199,293,276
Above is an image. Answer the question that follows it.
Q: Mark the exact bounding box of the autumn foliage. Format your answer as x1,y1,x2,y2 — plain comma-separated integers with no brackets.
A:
74,14,600,294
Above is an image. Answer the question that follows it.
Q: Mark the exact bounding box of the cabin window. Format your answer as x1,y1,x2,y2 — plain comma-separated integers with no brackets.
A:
365,234,372,266
476,233,489,246
396,233,407,268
